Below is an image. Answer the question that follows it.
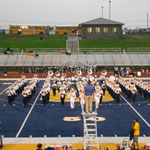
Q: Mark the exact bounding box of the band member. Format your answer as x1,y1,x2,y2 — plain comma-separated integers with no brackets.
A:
114,84,121,104
102,81,106,95
22,90,28,107
132,89,137,103
79,89,85,111
60,88,66,106
94,89,101,109
52,82,57,96
41,88,47,106
6,88,16,105
6,89,13,105
69,88,76,109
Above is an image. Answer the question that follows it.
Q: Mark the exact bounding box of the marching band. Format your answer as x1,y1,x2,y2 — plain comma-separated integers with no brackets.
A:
22,76,39,107
6,77,27,105
5,71,150,109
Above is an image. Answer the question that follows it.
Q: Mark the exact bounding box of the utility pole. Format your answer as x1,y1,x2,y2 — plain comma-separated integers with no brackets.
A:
109,0,111,20
102,6,103,18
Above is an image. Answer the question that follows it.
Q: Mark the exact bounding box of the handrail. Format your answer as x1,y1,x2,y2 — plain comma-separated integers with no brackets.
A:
127,47,150,52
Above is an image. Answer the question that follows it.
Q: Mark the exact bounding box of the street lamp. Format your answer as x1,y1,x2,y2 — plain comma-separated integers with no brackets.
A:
109,0,111,20
147,13,149,29
102,6,103,18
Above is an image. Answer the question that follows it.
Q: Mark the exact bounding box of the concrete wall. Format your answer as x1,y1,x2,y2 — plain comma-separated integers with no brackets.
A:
81,25,123,40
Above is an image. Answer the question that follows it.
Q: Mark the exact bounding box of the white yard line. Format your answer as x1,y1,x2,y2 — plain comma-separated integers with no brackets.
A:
121,95,150,128
15,91,41,138
0,80,18,95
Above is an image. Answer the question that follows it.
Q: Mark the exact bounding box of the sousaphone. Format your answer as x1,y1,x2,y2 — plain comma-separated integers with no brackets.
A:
48,70,53,76
87,69,92,75
77,70,82,76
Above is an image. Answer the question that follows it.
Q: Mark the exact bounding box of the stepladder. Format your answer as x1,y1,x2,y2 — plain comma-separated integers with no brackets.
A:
82,112,99,150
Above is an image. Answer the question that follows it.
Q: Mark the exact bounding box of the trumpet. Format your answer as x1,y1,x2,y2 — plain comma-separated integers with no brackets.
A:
87,69,92,75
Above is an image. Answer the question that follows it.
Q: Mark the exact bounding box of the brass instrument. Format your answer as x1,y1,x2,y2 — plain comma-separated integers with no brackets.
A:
87,69,92,75
48,70,53,76
101,70,107,76
55,71,60,77
77,70,82,76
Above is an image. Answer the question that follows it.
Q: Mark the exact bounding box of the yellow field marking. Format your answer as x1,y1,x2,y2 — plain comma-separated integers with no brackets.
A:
49,90,113,102
63,117,81,122
102,91,114,101
50,90,79,102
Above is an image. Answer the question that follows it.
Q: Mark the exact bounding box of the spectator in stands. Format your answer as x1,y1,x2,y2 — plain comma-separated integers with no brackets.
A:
7,47,10,54
10,49,14,56
66,49,71,55
36,143,43,150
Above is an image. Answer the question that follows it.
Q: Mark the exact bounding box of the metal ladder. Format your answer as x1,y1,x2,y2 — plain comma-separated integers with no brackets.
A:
82,111,99,150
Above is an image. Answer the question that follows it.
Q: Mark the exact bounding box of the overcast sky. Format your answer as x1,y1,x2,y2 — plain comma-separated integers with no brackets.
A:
0,0,150,29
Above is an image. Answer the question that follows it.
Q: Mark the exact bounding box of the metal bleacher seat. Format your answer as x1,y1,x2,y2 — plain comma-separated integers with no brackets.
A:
95,54,105,66
15,55,26,66
7,55,18,66
137,54,150,65
103,54,114,66
120,54,132,66
24,55,35,66
32,55,43,66
0,55,9,66
112,54,124,66
128,54,141,65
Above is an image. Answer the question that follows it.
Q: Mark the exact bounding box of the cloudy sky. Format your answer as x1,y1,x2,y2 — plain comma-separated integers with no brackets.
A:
0,0,150,29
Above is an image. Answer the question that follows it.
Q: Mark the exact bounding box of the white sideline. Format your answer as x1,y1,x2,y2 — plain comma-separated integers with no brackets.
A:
3,137,150,144
121,95,150,128
15,91,41,138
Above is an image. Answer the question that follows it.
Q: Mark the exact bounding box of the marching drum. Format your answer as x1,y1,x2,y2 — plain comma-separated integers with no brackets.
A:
146,143,150,150
66,144,72,150
56,144,64,150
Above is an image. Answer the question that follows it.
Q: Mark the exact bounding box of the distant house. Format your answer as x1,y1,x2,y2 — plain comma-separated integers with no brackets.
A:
80,18,124,40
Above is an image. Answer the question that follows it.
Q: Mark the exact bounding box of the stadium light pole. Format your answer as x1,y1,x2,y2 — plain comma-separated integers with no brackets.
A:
109,0,111,20
147,13,148,28
102,6,103,18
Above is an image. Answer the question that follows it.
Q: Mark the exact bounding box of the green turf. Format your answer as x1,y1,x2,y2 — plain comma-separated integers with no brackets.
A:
0,34,150,51
79,34,150,50
0,34,67,50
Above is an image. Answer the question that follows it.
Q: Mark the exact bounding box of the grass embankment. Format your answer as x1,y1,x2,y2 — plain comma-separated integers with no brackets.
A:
79,34,150,50
0,34,150,51
0,34,67,50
